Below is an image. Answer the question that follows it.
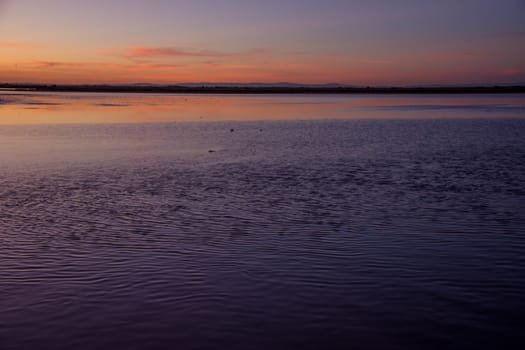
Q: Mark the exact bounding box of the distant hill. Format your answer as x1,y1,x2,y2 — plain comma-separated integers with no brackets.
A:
174,82,351,88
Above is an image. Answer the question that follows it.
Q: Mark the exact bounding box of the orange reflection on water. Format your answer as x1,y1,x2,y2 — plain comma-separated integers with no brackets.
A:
1,92,524,125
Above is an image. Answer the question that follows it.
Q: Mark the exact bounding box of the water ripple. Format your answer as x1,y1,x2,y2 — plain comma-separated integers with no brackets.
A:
1,118,525,349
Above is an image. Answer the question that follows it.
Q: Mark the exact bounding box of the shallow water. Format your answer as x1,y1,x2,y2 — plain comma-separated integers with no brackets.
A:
1,93,525,349
1,91,525,124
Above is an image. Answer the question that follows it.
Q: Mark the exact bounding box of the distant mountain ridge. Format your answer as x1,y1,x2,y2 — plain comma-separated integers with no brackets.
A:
172,82,350,88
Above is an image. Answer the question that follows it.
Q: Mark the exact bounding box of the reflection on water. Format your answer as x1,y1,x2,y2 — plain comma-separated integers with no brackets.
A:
1,91,525,124
1,93,525,349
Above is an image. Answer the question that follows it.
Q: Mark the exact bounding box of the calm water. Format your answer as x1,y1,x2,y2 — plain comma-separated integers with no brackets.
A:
1,92,525,349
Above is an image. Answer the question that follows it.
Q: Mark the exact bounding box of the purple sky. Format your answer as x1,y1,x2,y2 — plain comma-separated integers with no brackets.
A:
1,0,524,84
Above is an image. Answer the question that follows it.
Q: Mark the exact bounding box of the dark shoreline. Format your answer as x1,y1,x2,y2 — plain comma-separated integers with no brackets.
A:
1,84,525,94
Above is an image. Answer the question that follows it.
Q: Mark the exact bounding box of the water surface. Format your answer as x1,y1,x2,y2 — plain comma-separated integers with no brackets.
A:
1,92,525,349
1,91,524,124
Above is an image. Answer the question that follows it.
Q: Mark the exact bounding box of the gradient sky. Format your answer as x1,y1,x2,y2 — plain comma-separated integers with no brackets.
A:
1,0,524,85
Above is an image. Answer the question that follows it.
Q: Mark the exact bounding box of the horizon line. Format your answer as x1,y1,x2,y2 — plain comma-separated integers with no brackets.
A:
2,83,524,95
2,82,525,88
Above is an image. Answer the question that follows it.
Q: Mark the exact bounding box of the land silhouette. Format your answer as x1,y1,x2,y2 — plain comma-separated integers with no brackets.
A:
1,83,524,94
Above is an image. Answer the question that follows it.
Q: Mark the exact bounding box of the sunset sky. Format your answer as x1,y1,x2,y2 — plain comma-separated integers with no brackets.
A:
1,0,524,85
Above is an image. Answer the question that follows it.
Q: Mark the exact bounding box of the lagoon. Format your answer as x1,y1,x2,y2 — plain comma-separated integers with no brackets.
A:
1,92,524,349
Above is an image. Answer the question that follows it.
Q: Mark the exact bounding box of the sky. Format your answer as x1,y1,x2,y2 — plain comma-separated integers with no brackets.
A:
0,0,524,85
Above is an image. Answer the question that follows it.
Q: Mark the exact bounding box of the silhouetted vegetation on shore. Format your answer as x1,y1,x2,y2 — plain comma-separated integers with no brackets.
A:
1,83,524,94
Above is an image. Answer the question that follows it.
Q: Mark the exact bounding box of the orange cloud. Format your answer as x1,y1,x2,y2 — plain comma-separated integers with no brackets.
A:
7,46,520,85
26,60,183,71
126,46,228,58
1,60,317,84
30,61,90,68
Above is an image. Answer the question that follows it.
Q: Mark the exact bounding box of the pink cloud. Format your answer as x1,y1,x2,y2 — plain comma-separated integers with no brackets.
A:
102,45,268,62
416,50,483,62
123,62,183,70
127,46,227,58
99,46,232,61
500,69,525,76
